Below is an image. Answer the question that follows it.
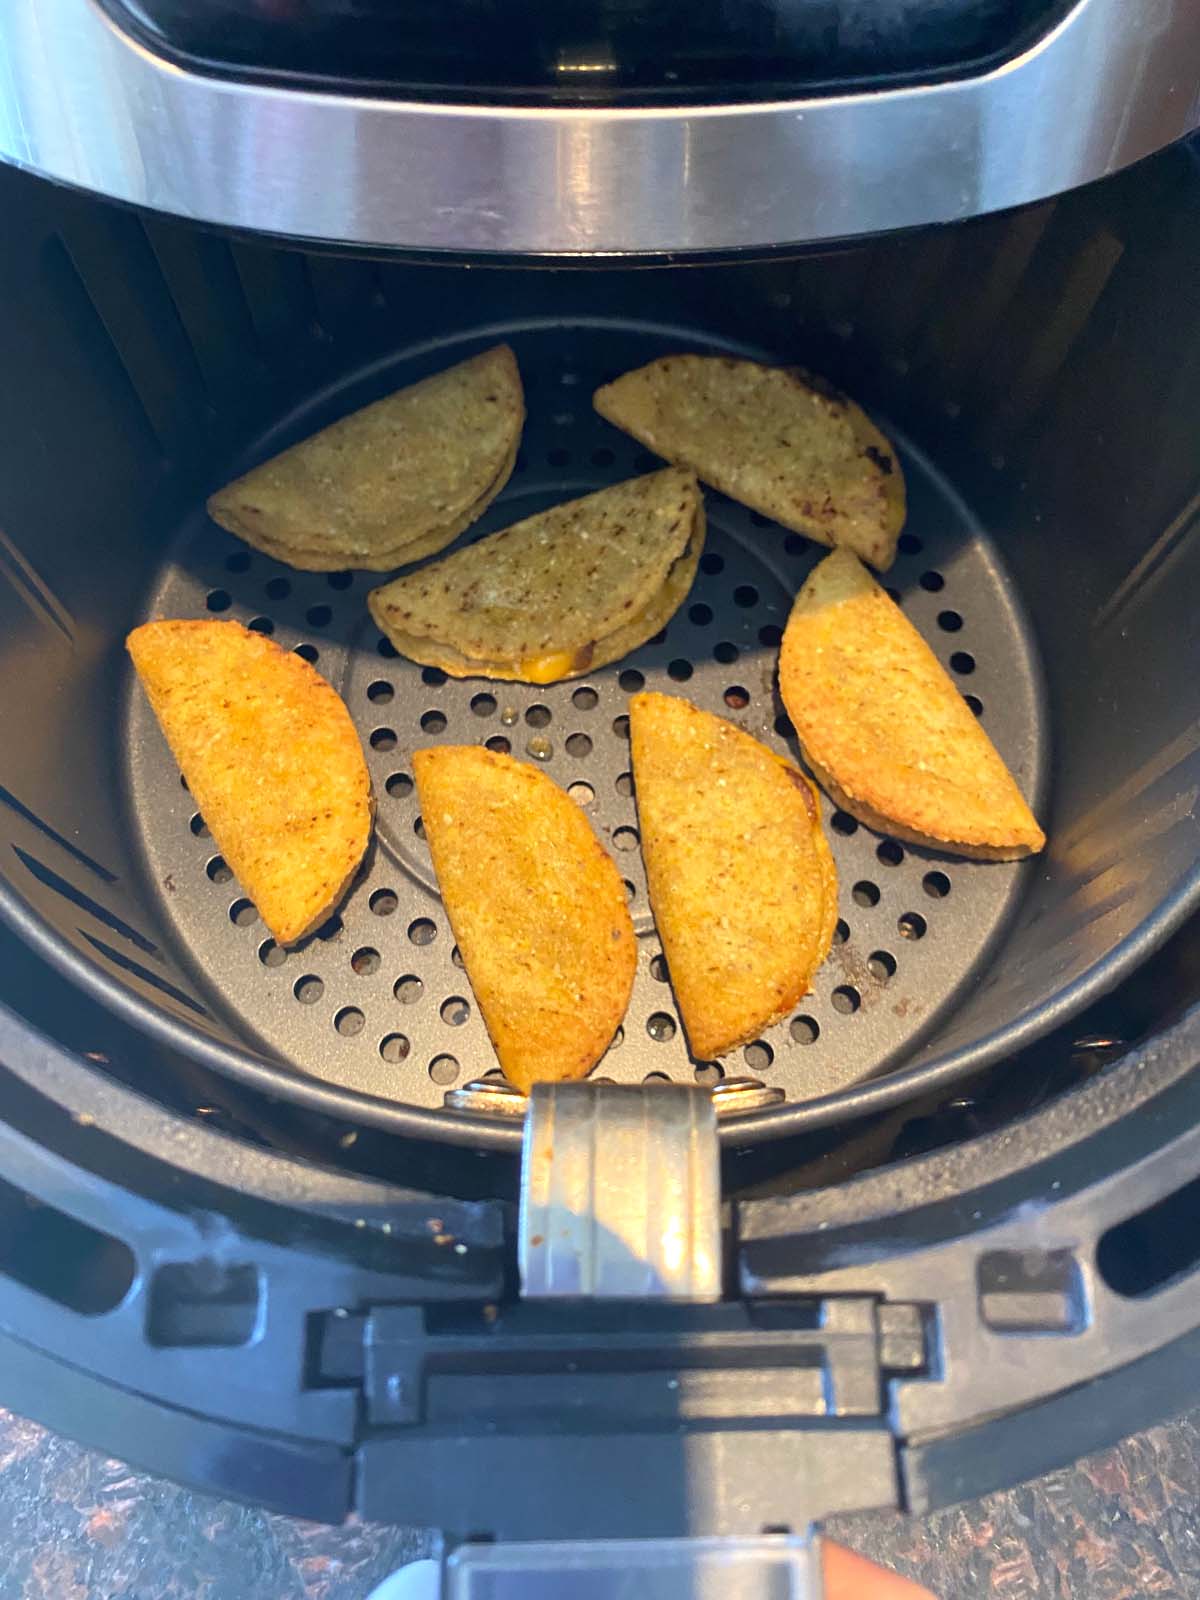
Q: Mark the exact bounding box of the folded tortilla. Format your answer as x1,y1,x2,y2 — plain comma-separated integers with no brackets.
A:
594,354,904,570
207,344,524,571
414,746,636,1091
779,548,1045,858
367,467,704,684
630,692,838,1062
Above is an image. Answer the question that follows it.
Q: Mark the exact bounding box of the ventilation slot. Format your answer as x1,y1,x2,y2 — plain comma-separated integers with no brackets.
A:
1097,1178,1200,1299
0,1173,134,1315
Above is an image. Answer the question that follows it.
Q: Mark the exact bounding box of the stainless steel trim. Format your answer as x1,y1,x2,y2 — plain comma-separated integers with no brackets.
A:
1,0,1198,255
447,1075,784,1120
519,1082,722,1300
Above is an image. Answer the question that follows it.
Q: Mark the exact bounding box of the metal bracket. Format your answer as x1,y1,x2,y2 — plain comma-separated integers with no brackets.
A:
519,1082,721,1301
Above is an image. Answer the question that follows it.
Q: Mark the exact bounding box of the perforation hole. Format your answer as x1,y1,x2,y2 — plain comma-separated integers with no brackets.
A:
247,616,273,635
525,704,552,729
469,693,496,718
225,551,252,574
407,917,436,945
368,680,394,705
294,644,319,664
616,770,634,797
316,915,342,942
950,651,976,676
647,1013,676,1042
650,953,669,982
689,603,713,626
206,856,232,885
229,899,256,928
351,946,380,976
790,1015,819,1045
386,772,413,800
774,713,795,740
852,880,880,908
831,811,858,836
833,919,850,945
899,911,927,940
422,666,447,687
420,711,446,735
964,694,984,717
832,986,861,1015
369,889,399,917
898,533,923,555
265,577,290,601
923,871,951,899
919,571,945,593
758,623,782,647
700,552,724,575
379,1034,410,1064
694,1063,724,1087
568,781,595,806
623,878,637,902
572,686,598,710
591,447,615,468
371,727,398,751
734,585,759,608
206,589,232,613
877,840,904,868
377,637,399,659
327,571,353,591
619,669,644,693
566,732,592,758
189,814,209,839
429,1054,460,1085
784,535,806,557
743,1041,774,1071
547,447,570,467
413,817,426,840
294,975,323,1004
613,826,640,852
441,996,470,1026
724,685,750,710
485,735,511,754
713,642,738,665
258,939,285,968
938,610,963,632
868,950,897,983
395,975,423,1004
335,1007,365,1037
451,945,465,970
613,714,630,740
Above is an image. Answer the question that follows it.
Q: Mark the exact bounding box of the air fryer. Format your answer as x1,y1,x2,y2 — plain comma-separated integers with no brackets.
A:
2,0,1200,1587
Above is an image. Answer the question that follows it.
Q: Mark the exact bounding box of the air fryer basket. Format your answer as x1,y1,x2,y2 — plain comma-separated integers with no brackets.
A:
2,144,1199,1151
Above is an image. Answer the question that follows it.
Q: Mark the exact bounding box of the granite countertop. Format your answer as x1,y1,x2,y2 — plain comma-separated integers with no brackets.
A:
1,1405,1197,1598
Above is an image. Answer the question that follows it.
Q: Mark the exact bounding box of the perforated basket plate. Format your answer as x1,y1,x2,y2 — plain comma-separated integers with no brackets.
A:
126,321,1047,1114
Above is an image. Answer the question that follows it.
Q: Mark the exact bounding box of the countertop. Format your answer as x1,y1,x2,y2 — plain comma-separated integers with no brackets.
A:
0,1405,1197,1599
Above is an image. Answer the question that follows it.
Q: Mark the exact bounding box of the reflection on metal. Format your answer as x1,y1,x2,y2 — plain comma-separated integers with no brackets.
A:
1,0,1197,253
444,1078,528,1117
711,1076,787,1116
447,1073,784,1119
519,1081,722,1299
